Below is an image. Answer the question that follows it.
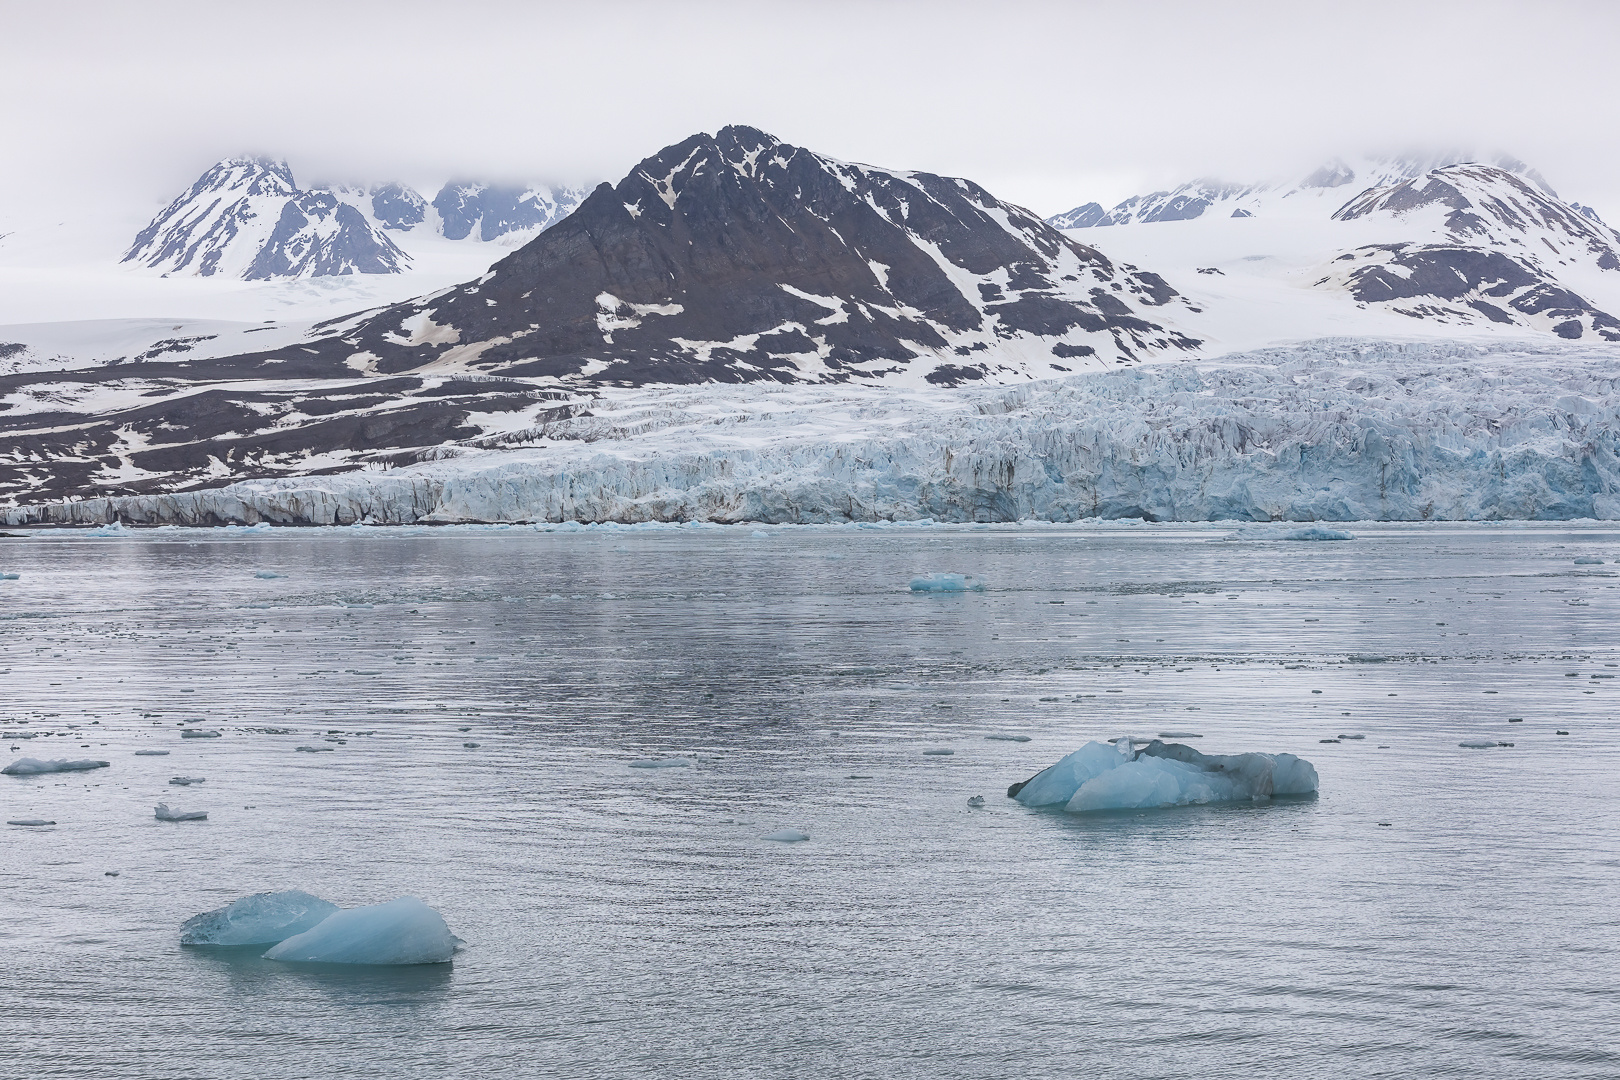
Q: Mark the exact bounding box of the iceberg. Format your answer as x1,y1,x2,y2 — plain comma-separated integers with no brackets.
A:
3,757,110,775
7,818,55,826
155,803,208,821
168,776,205,785
762,830,810,842
180,890,340,946
262,896,461,965
1010,739,1317,813
1281,527,1354,541
909,573,984,593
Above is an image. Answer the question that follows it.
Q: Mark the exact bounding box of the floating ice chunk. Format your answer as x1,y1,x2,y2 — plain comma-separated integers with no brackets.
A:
1011,740,1317,812
180,890,340,946
295,745,334,752
3,757,110,775
1573,557,1604,565
1458,739,1507,749
180,730,221,739
1339,734,1366,740
628,757,692,769
1282,527,1354,541
922,748,954,756
262,897,461,965
750,530,771,538
984,733,1032,742
134,750,170,756
155,803,207,821
762,830,810,842
909,573,985,593
1158,731,1202,738
169,776,205,785
8,818,54,826
966,796,986,808
254,571,285,579
0,572,19,580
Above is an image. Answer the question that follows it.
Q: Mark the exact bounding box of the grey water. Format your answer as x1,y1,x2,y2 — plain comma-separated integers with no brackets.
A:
2,522,1617,1079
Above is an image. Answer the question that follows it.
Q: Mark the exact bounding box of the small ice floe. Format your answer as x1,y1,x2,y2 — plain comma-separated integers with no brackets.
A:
762,830,810,843
628,757,692,769
134,750,170,756
155,803,208,822
168,776,205,786
1010,739,1317,813
750,530,771,539
463,742,480,749
253,571,285,579
1319,738,1341,743
180,730,221,740
3,757,110,775
966,796,986,808
181,890,340,946
295,746,334,753
1281,527,1354,541
1158,731,1202,739
8,818,55,826
1339,734,1366,740
1458,739,1513,749
0,572,19,580
909,573,985,593
1557,729,1570,735
922,748,955,756
984,733,1032,742
263,896,461,965
1573,557,1604,565
1347,654,1389,663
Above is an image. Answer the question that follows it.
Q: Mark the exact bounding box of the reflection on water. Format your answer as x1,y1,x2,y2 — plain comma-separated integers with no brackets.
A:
1,522,1618,1078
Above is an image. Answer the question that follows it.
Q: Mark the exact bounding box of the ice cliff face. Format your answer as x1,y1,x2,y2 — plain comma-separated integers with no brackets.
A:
10,339,1620,526
123,158,411,279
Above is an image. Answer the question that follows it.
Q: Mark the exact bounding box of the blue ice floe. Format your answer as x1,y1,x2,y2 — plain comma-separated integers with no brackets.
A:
909,573,985,593
3,757,110,775
1281,527,1355,541
181,890,340,946
262,897,462,965
1010,739,1317,812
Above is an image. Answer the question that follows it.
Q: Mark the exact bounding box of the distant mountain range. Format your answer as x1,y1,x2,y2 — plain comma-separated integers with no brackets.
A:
121,158,591,280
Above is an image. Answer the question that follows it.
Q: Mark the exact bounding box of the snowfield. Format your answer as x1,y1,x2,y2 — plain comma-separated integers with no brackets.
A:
10,337,1620,526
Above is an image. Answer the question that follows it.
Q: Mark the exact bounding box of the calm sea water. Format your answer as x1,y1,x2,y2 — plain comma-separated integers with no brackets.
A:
2,522,1617,1079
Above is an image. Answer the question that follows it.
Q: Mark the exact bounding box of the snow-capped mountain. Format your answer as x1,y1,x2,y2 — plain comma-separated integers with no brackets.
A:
431,182,590,241
286,124,1201,386
1048,154,1558,228
1322,164,1620,341
123,158,410,279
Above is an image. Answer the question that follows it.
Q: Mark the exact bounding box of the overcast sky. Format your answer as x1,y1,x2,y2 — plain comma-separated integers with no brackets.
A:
4,0,1618,220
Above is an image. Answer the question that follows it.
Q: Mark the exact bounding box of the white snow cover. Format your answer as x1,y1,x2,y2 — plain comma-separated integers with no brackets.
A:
180,890,341,946
14,338,1620,526
262,896,461,965
1014,740,1318,812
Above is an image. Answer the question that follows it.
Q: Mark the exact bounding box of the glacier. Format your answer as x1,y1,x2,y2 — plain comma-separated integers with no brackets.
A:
261,896,461,965
180,890,340,946
1010,739,1318,813
9,339,1620,526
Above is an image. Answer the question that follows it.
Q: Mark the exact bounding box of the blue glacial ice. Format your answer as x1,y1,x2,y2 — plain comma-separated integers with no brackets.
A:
910,573,985,593
262,897,461,965
1282,527,1355,541
1011,740,1318,812
181,890,341,946
155,803,208,821
3,757,110,775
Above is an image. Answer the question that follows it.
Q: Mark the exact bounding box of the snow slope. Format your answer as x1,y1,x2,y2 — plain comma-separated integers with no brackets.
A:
11,338,1620,526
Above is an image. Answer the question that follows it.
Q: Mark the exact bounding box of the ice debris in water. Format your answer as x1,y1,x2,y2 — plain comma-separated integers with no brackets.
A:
262,896,462,965
8,818,55,826
1010,739,1318,813
169,776,205,785
1282,527,1355,541
909,573,985,593
1459,739,1512,749
0,572,19,580
628,757,692,769
3,757,110,775
922,748,955,756
985,733,1032,742
1158,731,1203,739
180,730,221,739
155,803,208,822
966,796,986,808
180,890,340,946
133,750,170,756
253,571,285,579
1573,557,1604,565
762,830,810,843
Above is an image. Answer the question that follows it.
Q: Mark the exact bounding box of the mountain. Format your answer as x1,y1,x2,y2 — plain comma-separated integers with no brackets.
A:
1048,154,1559,228
1322,164,1620,341
286,124,1201,386
123,158,410,279
431,182,590,241
0,125,1205,508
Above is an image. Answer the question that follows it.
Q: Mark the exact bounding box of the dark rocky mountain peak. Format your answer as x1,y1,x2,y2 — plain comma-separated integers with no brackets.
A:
272,125,1200,386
